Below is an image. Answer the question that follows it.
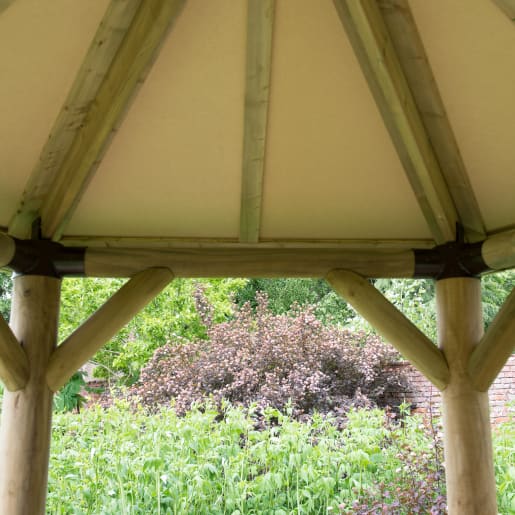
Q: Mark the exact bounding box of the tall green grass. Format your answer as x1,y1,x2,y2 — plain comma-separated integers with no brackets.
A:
46,401,514,514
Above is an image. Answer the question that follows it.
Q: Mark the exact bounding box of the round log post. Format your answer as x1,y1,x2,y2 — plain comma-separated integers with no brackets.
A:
436,277,497,514
0,275,61,514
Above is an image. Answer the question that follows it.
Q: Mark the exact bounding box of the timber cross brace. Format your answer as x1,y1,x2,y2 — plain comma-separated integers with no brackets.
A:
0,234,515,513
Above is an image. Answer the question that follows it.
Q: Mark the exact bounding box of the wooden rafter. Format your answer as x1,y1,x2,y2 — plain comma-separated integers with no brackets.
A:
379,0,485,242
239,0,275,243
46,268,172,391
8,0,141,239
11,0,187,241
333,0,458,244
492,0,515,21
327,269,449,389
468,285,515,391
0,315,28,391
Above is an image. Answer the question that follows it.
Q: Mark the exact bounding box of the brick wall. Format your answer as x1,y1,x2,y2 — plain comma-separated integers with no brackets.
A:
387,355,515,424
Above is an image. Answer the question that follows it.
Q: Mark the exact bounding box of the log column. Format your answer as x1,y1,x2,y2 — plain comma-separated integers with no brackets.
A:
436,277,497,514
0,275,61,514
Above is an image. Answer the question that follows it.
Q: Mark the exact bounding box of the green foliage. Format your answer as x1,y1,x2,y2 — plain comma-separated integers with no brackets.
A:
0,269,12,321
48,403,449,514
60,277,246,383
482,270,515,328
234,278,354,324
493,403,515,513
54,371,87,413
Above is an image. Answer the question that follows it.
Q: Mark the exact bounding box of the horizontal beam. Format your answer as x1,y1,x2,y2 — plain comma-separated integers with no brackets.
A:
0,315,29,391
327,269,449,389
60,235,434,250
84,247,415,278
39,0,187,241
481,229,515,270
468,285,515,391
0,233,15,267
46,268,173,391
239,0,275,243
333,0,458,244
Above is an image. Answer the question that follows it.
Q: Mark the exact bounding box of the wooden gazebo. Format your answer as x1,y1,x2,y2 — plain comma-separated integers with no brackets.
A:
1,1,515,512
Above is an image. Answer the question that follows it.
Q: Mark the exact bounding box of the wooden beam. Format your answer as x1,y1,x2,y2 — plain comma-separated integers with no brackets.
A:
35,0,186,241
84,247,415,278
8,0,141,239
61,235,434,250
481,228,515,270
436,278,497,514
327,269,449,389
469,285,515,391
0,276,61,514
492,0,515,21
379,0,485,242
46,268,172,391
333,0,458,244
239,0,275,243
0,315,28,391
0,233,15,267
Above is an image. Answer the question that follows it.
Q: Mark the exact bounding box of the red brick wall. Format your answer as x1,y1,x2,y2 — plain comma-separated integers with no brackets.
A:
387,355,515,424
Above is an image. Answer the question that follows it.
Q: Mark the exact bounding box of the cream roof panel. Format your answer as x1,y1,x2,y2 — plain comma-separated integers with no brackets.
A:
410,0,515,232
260,0,431,240
66,0,245,238
0,0,109,227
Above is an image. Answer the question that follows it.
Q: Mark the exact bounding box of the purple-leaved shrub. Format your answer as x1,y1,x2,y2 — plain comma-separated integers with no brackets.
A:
130,293,406,417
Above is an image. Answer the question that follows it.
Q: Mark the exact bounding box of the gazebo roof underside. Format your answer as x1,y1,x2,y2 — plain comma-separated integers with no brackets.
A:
1,0,515,262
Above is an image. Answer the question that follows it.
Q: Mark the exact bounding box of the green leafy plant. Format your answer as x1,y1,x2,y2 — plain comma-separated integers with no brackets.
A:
54,371,87,413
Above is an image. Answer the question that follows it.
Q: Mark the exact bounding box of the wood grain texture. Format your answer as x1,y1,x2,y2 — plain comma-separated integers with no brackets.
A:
333,0,458,244
481,228,515,270
84,247,415,278
239,0,274,243
469,285,515,391
327,269,449,389
46,268,172,391
0,276,61,515
0,232,15,267
0,0,14,14
379,0,485,242
0,314,28,391
8,0,141,238
61,235,434,250
38,0,186,241
436,278,497,514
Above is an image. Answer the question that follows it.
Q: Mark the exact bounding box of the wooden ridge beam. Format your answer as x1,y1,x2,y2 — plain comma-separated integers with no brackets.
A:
46,268,173,392
492,0,515,21
327,269,449,389
468,285,515,391
0,315,29,391
8,0,141,239
84,247,415,278
239,0,275,243
36,0,186,241
379,0,485,242
333,0,458,244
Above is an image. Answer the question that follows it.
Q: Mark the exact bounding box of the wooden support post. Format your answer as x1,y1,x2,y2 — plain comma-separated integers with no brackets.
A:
327,269,449,389
436,278,497,515
47,267,172,391
0,275,61,515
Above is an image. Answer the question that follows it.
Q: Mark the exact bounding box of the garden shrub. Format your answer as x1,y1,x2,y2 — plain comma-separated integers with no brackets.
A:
130,293,406,417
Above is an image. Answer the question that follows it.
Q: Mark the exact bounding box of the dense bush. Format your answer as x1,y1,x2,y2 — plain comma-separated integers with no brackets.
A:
130,293,406,416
